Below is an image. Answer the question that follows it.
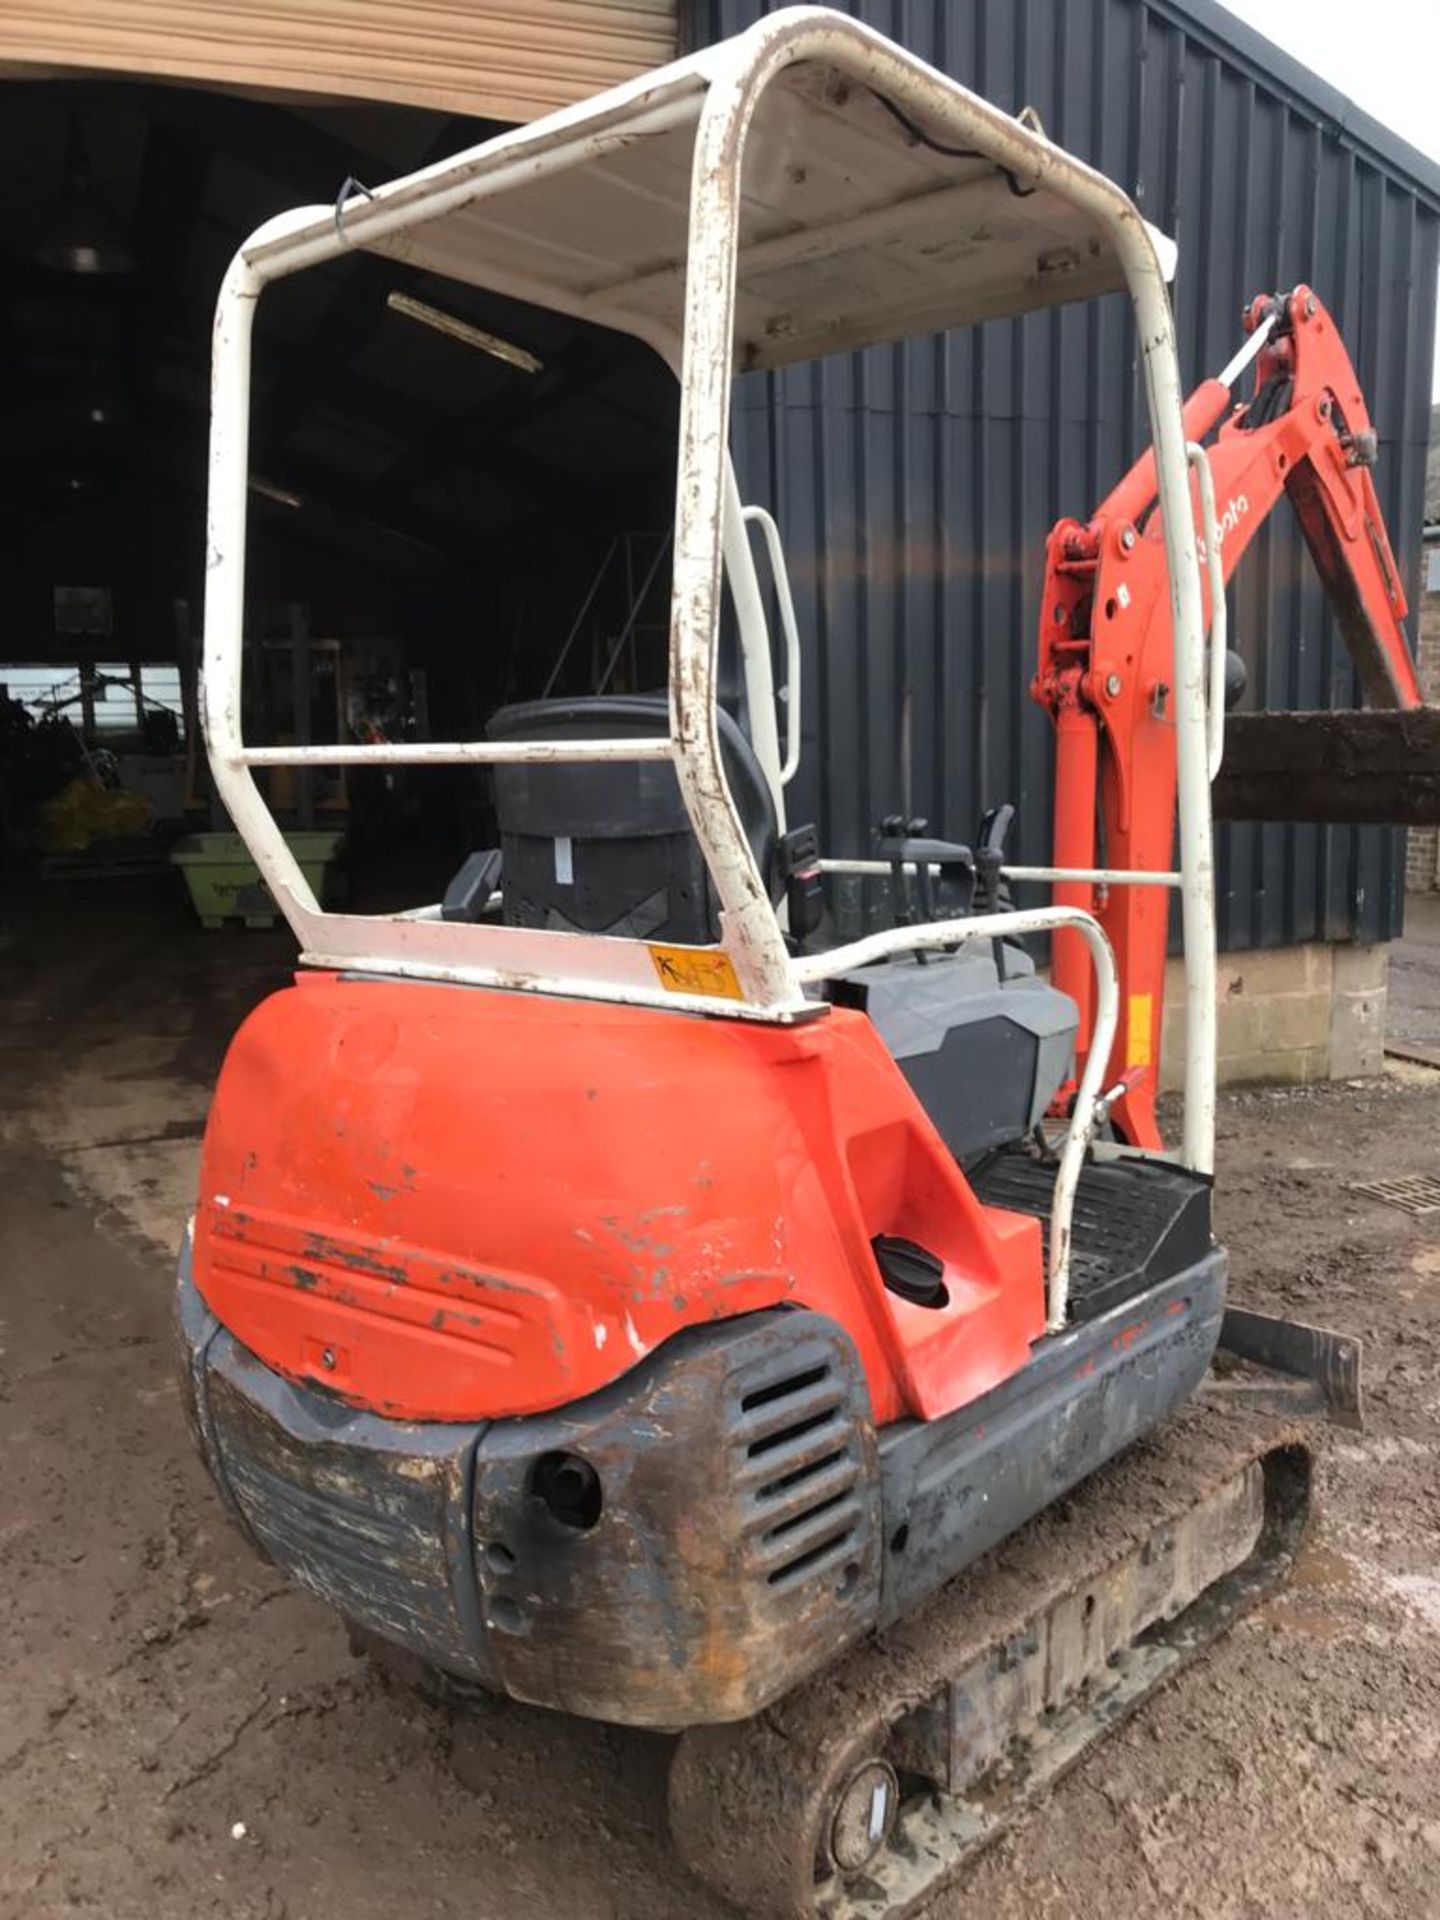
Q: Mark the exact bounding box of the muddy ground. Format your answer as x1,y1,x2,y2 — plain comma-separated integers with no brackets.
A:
2,877,1438,1920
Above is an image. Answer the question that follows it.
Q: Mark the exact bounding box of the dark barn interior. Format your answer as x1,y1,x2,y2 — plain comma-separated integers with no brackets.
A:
0,76,679,907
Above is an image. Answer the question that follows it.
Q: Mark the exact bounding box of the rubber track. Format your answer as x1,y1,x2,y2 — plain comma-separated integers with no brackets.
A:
669,1400,1312,1919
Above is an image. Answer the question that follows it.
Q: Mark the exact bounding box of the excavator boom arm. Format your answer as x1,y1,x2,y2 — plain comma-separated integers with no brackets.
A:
1035,285,1423,1147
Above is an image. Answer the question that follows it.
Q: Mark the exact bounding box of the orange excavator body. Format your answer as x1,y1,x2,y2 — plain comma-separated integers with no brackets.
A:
193,973,1044,1427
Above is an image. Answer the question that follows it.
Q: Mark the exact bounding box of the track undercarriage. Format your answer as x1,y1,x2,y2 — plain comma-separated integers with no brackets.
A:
347,1379,1327,1919
320,1259,1352,1920
671,1401,1313,1919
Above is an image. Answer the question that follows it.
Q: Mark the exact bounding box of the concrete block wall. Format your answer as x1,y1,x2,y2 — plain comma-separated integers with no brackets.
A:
1158,941,1388,1091
1405,571,1439,891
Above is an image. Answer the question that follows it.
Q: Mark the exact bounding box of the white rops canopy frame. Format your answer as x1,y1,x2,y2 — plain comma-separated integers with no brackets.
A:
203,5,1218,1329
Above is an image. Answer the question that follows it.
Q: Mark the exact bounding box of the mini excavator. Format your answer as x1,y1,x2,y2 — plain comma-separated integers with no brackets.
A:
177,12,1417,1915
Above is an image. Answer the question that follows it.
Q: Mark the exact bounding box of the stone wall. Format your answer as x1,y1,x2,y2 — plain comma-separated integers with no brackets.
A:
1158,941,1387,1091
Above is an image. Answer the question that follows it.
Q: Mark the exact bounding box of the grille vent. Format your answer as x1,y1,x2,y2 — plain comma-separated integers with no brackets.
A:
733,1360,865,1589
1352,1173,1440,1217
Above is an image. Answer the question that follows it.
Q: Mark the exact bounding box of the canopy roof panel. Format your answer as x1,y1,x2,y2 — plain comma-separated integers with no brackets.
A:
239,6,1168,371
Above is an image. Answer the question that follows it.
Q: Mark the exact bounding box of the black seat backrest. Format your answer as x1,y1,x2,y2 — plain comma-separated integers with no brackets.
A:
487,694,779,943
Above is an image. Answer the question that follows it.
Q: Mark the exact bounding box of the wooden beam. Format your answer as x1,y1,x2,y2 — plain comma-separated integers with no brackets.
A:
1213,710,1440,825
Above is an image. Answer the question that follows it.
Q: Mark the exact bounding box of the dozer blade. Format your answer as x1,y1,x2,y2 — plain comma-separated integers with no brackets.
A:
1208,1306,1364,1430
669,1404,1312,1920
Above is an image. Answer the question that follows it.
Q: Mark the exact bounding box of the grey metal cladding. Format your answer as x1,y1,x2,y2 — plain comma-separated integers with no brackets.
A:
689,0,1440,948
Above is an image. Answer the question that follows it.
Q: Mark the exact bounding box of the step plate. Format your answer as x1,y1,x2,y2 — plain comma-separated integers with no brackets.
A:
969,1150,1211,1321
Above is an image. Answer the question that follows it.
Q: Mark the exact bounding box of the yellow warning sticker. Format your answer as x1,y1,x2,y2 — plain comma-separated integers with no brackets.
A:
1127,992,1154,1068
648,944,745,1001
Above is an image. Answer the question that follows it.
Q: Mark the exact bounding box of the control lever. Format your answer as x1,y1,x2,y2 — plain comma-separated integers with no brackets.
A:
974,803,1016,913
441,848,503,923
875,815,976,943
975,802,1016,981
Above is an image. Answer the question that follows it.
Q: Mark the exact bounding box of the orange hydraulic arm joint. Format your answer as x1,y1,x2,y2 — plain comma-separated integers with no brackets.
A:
1033,285,1422,1149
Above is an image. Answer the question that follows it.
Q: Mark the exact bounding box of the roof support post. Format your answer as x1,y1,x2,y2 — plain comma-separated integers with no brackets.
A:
203,242,320,925
1119,249,1216,1175
668,45,799,1007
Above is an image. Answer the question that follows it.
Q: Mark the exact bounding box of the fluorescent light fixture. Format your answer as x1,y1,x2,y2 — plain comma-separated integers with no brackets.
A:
249,475,304,510
387,291,543,374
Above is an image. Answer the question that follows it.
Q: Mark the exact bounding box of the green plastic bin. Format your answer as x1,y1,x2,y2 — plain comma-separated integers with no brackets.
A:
170,830,345,928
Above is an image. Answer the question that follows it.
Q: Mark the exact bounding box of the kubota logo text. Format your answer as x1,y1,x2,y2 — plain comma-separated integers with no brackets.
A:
1215,493,1250,543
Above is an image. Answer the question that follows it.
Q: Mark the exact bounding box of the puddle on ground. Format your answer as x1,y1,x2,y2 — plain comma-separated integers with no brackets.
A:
1277,1534,1440,1643
1288,1542,1359,1594
1267,1539,1360,1640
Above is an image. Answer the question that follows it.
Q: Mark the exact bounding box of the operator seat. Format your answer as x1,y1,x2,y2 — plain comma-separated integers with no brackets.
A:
484,696,1077,1172
486,693,781,943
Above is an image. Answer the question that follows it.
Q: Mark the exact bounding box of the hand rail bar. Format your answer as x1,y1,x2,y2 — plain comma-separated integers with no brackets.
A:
741,503,803,785
790,902,1118,1333
231,738,676,767
818,858,1181,888
1186,440,1228,782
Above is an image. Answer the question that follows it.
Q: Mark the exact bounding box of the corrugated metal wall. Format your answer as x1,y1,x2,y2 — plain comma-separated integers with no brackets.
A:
691,0,1440,948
